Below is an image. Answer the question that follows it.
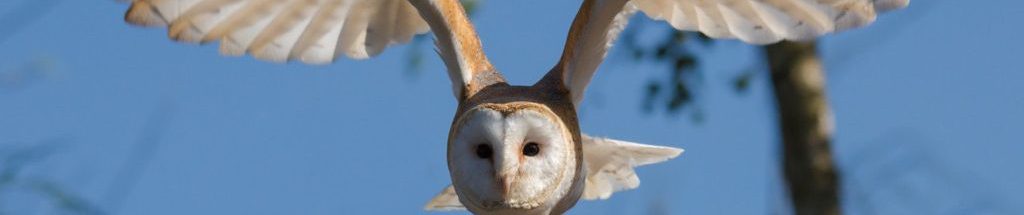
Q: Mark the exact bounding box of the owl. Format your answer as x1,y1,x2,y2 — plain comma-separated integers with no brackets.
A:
120,0,907,214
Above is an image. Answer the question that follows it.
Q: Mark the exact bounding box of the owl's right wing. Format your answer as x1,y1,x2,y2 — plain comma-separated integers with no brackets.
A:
545,0,909,105
631,0,910,43
580,134,683,200
123,0,493,99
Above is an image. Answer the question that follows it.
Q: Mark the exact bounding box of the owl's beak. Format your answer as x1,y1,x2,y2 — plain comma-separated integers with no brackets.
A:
496,174,514,197
494,160,516,198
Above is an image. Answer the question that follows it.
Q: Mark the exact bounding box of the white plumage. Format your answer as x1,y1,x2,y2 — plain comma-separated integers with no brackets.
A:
632,0,909,44
425,134,683,211
123,0,906,67
580,135,683,200
119,0,905,214
557,0,908,108
125,0,428,63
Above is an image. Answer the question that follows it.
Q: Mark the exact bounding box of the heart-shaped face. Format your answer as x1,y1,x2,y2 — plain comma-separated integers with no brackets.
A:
447,103,580,214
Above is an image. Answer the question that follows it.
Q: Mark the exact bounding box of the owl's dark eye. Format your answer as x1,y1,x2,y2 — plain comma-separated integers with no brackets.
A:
523,142,540,157
476,144,493,159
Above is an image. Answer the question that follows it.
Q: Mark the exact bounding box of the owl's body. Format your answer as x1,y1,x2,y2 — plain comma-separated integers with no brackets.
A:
118,0,906,213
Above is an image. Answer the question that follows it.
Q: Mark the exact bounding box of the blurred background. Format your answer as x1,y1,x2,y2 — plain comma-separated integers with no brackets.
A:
1,0,1022,214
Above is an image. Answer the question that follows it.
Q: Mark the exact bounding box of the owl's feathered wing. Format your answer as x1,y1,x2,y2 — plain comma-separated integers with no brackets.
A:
424,134,683,211
423,185,463,211
631,0,910,43
549,0,909,105
123,0,494,99
579,134,683,200
125,0,428,64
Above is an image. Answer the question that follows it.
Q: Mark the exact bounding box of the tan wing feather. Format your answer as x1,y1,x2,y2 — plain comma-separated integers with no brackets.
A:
547,0,634,106
408,0,503,99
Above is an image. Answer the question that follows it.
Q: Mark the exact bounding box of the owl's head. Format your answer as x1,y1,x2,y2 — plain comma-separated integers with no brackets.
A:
447,101,582,213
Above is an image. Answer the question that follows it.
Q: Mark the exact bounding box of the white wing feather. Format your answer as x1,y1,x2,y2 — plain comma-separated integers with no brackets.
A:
553,0,907,105
125,0,429,64
580,134,683,200
631,0,910,44
424,185,464,211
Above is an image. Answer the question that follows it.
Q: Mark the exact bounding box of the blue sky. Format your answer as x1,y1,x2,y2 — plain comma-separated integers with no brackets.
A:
1,0,1022,214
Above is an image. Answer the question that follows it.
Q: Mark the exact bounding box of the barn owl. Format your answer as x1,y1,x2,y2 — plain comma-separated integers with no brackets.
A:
120,0,907,214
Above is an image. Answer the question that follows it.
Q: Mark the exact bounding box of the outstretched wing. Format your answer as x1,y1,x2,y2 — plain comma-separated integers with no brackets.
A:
632,0,910,43
424,185,464,211
545,0,909,105
123,0,496,99
580,134,683,200
125,0,429,64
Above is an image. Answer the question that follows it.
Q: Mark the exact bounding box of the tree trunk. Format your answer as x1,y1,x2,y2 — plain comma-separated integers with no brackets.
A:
764,41,841,215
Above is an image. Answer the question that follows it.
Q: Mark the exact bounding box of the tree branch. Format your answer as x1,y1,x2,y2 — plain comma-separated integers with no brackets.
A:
765,41,840,215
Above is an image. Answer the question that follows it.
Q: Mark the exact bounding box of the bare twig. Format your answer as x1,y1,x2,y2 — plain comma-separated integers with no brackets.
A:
0,0,66,45
104,103,175,214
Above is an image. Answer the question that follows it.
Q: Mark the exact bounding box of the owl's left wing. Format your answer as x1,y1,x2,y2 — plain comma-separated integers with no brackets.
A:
122,0,496,100
545,0,909,105
424,185,463,211
124,0,429,64
580,134,683,200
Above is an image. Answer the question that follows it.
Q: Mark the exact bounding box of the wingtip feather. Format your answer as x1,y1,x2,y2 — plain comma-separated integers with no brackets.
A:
168,22,206,44
125,2,168,27
423,186,465,211
875,0,910,12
